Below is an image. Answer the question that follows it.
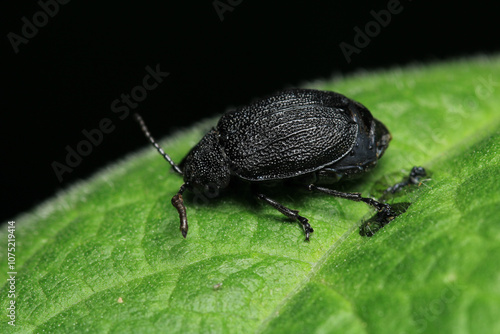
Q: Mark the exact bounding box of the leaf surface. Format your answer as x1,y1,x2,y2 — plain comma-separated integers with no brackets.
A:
2,56,499,333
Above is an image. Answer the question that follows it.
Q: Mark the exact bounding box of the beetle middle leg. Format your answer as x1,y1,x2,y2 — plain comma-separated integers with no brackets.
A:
307,184,395,217
253,189,314,241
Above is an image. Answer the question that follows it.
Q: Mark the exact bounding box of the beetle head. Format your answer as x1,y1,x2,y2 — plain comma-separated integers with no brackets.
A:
373,118,391,158
181,130,231,195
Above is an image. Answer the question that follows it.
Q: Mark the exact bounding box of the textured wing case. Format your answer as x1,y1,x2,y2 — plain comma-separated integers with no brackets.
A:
217,89,358,181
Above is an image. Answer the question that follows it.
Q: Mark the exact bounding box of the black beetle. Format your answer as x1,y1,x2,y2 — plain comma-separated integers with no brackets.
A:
135,89,393,241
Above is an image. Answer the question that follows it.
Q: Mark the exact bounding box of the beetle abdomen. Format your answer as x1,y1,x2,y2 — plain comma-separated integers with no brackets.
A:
217,89,358,181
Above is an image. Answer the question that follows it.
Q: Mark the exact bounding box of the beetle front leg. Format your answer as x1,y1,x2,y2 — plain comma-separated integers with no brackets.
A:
171,183,189,238
254,192,314,241
307,184,395,217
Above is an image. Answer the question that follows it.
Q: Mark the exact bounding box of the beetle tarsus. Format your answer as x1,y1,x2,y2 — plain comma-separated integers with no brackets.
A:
379,203,396,219
298,216,314,241
180,226,188,238
385,166,427,194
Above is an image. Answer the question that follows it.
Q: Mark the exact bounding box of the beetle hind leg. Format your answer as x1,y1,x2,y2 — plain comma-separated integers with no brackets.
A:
307,184,395,217
254,192,314,241
384,166,427,194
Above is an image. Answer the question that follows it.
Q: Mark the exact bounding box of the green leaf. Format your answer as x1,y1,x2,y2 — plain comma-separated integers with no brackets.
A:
2,55,499,333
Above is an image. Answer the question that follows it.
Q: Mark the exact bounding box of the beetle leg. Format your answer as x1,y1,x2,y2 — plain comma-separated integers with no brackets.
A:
171,183,189,238
307,184,395,216
254,192,314,241
385,166,427,194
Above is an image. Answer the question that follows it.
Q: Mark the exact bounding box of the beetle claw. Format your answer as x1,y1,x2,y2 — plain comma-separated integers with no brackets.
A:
378,204,397,221
180,226,188,238
304,227,313,241
300,218,314,241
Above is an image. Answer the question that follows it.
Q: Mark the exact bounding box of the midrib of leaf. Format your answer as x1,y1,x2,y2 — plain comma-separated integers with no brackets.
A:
256,209,362,332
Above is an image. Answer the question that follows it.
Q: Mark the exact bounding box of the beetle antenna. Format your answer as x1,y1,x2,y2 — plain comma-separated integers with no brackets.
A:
133,113,183,175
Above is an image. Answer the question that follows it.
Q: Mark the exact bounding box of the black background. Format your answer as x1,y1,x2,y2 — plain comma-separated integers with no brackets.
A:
2,1,499,222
